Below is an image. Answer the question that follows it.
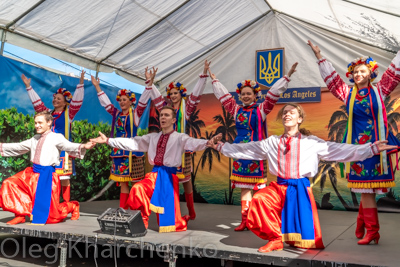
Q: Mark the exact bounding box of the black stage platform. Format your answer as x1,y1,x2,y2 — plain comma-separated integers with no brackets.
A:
0,200,399,267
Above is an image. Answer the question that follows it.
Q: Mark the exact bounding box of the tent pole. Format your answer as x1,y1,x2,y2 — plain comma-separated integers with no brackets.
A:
95,63,100,79
0,31,6,56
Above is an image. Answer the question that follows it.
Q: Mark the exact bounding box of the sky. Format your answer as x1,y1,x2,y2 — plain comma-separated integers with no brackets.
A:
2,43,145,94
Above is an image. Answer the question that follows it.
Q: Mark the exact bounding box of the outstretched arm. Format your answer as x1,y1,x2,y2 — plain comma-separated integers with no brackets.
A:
91,75,118,116
144,66,167,111
259,62,298,118
0,139,32,157
21,74,50,112
91,131,151,152
307,40,350,102
69,70,86,120
186,60,210,118
377,50,400,97
209,139,270,161
208,67,239,117
318,139,397,162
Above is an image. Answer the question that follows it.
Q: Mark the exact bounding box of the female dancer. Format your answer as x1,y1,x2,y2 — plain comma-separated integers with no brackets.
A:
207,62,298,231
147,60,210,221
308,40,400,245
21,70,86,203
208,103,395,252
91,70,154,208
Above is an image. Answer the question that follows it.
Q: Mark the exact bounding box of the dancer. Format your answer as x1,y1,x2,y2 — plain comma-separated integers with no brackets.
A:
0,111,95,225
21,70,86,203
308,40,400,245
146,60,210,221
91,71,154,208
207,103,395,252
91,106,217,232
207,62,298,231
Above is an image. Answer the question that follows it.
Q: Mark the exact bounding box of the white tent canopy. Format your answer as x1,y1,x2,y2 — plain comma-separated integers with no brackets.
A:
1,0,399,93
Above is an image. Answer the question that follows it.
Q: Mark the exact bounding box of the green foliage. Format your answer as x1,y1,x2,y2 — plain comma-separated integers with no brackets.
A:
0,108,35,181
71,119,120,201
0,108,120,201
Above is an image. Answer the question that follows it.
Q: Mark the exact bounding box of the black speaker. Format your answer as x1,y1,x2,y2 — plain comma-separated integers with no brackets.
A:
97,208,147,237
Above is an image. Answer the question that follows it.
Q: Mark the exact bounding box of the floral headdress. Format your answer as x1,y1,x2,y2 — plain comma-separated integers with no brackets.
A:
166,82,187,99
236,80,261,99
346,56,379,83
54,88,72,104
116,89,136,103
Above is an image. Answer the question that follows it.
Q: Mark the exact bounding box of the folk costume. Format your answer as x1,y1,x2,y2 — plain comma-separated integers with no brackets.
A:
317,52,400,244
148,74,208,219
26,84,84,202
107,131,207,232
0,131,87,225
97,88,153,207
211,76,290,230
217,133,380,251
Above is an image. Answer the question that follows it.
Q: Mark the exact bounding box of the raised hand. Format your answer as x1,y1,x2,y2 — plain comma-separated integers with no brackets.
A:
21,74,31,88
79,70,86,84
145,67,158,86
203,60,211,75
374,140,398,153
287,62,298,77
90,131,108,144
90,75,102,93
307,40,322,60
207,67,217,80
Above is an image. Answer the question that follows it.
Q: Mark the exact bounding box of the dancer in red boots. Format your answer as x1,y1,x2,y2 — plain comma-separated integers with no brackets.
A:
146,60,210,221
91,106,218,232
21,70,86,203
308,40,400,245
91,71,153,209
0,111,95,225
208,104,395,252
207,63,298,231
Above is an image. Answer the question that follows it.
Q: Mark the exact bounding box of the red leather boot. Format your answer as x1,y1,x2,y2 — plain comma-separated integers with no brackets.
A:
258,239,284,253
355,202,365,239
183,192,196,221
62,185,70,202
7,215,26,225
358,208,380,245
235,200,250,231
119,193,129,209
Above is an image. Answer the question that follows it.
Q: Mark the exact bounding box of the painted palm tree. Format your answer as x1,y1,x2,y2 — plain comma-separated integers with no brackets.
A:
313,160,356,211
328,104,348,142
194,131,221,183
385,95,400,136
213,107,237,205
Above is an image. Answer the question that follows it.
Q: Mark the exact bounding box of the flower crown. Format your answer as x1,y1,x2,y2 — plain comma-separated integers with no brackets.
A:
166,82,187,99
54,88,72,104
346,56,379,83
236,80,261,99
116,89,136,103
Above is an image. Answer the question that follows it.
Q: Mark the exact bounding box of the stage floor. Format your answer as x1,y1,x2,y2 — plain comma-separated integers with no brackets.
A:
0,200,399,267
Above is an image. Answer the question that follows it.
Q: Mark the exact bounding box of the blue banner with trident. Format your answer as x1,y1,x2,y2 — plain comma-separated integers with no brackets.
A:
256,48,284,87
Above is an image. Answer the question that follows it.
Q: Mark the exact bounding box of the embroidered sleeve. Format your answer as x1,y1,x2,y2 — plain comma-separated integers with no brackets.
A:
317,58,350,102
69,84,84,120
377,50,400,97
97,91,118,116
134,84,154,124
316,136,374,162
212,79,239,117
186,74,208,118
220,139,270,160
146,83,167,111
259,76,290,118
26,86,50,112
0,139,32,157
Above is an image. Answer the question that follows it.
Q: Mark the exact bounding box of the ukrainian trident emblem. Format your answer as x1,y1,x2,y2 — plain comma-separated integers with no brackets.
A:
256,48,284,87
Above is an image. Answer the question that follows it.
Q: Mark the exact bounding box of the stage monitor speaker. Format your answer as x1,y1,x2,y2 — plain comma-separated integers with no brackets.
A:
97,208,147,238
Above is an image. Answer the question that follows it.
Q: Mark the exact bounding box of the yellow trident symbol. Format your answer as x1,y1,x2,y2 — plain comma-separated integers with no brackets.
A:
259,52,281,84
